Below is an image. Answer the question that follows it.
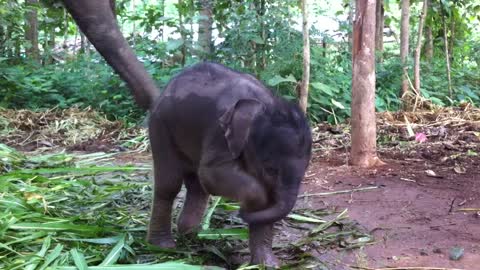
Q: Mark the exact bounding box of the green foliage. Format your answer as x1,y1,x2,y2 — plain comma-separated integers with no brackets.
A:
0,0,479,125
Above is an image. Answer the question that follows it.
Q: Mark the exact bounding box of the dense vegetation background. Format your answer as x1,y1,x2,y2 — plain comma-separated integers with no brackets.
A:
0,0,479,124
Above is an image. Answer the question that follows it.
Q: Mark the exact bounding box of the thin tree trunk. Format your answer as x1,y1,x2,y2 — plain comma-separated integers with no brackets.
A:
80,31,86,54
442,15,453,98
160,0,165,42
322,37,327,58
178,0,186,67
449,19,455,64
299,0,310,114
348,0,354,49
254,0,267,70
198,0,213,60
351,0,383,167
413,0,428,93
375,0,384,62
425,26,433,61
25,0,40,61
44,27,56,64
400,0,410,97
63,9,69,49
131,0,136,45
73,27,78,54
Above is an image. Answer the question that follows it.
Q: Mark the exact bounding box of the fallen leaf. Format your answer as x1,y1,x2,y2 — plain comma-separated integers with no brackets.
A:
425,170,442,178
454,166,466,174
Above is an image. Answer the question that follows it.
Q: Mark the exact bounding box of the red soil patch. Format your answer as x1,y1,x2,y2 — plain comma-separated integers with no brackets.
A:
298,152,480,270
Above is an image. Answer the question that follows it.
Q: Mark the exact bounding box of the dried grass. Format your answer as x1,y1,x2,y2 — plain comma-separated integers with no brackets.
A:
0,107,146,151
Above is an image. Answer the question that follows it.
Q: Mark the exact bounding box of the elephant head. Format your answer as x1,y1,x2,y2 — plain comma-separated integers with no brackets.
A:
221,97,312,225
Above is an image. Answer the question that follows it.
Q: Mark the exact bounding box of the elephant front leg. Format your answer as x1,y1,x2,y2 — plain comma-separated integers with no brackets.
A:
249,223,280,268
177,173,209,234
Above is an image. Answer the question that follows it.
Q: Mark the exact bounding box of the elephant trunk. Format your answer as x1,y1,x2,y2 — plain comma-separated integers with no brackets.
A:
241,176,300,225
63,0,159,110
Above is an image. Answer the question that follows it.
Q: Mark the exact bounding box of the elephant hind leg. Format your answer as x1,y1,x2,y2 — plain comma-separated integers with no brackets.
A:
177,173,209,234
147,121,184,248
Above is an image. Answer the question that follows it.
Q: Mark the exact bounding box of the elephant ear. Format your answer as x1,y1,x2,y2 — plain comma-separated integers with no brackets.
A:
219,99,265,158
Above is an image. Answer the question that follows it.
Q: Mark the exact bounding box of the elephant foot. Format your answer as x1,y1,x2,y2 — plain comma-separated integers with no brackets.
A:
248,223,280,268
147,232,176,249
177,216,201,235
251,252,281,268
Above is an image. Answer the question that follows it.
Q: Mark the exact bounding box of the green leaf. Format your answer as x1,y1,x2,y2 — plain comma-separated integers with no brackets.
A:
58,262,224,270
70,248,89,270
9,222,114,235
287,214,326,224
267,74,297,86
311,82,338,96
25,235,52,270
39,244,64,270
250,36,265,44
202,197,222,230
99,234,127,266
198,228,249,240
166,39,184,51
331,99,346,109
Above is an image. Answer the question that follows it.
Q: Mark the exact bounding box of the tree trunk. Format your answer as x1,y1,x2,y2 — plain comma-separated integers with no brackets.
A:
299,0,310,114
80,31,86,54
322,37,327,58
400,0,410,97
413,0,428,93
442,14,453,98
351,0,383,167
375,0,384,62
63,9,68,49
44,27,56,64
160,0,165,41
254,0,267,70
25,0,40,61
348,0,354,49
178,0,186,67
425,26,433,61
198,0,213,60
449,19,455,64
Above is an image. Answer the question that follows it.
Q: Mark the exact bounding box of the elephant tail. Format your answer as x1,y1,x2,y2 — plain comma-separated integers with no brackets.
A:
64,0,159,110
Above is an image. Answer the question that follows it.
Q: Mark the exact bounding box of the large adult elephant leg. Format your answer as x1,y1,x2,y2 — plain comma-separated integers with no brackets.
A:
62,0,158,110
147,120,183,248
177,173,209,234
249,223,279,268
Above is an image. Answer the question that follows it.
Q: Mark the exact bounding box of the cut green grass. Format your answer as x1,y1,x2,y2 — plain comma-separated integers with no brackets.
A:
0,144,372,269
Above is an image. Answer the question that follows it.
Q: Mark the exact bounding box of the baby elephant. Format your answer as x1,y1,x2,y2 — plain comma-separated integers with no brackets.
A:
63,0,312,267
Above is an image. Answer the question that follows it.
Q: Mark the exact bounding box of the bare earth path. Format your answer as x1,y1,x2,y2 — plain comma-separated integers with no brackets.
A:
300,156,480,270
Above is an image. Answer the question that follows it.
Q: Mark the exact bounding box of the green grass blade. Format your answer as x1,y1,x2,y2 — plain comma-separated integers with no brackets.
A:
9,222,115,234
287,213,327,223
7,166,149,176
58,261,224,270
197,228,249,240
56,236,122,244
25,235,51,270
99,234,126,266
39,244,64,270
70,248,90,270
5,231,49,245
201,197,222,230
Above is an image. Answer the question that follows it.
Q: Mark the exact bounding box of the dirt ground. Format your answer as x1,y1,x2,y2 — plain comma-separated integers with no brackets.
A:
3,107,479,269
298,152,480,270
111,145,480,270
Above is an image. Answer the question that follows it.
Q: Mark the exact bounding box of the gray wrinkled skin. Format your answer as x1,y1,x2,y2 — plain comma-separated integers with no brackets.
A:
63,1,312,267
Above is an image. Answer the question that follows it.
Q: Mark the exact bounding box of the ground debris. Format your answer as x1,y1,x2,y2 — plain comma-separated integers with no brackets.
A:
0,107,148,152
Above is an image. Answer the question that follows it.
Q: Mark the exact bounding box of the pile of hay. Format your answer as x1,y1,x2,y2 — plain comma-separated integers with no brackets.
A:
0,107,147,151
